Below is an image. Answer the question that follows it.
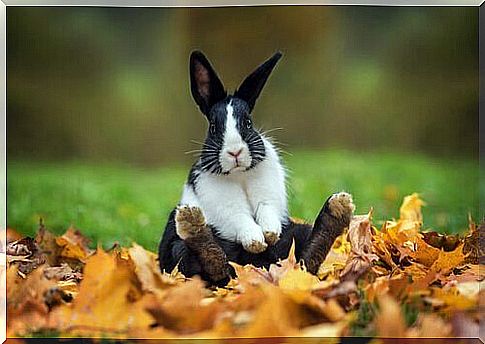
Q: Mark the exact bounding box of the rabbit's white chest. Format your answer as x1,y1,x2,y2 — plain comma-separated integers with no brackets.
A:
181,168,261,221
179,141,288,243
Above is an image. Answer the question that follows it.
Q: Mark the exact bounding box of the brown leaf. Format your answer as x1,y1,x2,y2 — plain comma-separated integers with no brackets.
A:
422,231,460,252
463,220,483,264
7,237,46,275
43,263,82,282
375,294,406,338
35,226,62,266
340,212,378,282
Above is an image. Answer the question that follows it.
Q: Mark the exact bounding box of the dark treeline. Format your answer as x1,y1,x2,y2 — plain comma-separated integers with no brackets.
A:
7,6,478,165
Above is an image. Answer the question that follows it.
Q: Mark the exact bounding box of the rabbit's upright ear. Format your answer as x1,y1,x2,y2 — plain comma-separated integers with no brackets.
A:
235,52,282,112
190,51,227,116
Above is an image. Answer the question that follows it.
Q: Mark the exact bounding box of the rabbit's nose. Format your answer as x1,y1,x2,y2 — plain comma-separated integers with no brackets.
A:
228,149,243,158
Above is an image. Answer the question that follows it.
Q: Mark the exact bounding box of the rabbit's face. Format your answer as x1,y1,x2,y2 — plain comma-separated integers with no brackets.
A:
201,97,265,174
190,51,281,175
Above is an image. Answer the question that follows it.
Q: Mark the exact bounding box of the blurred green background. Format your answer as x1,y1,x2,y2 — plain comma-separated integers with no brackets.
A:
7,7,480,250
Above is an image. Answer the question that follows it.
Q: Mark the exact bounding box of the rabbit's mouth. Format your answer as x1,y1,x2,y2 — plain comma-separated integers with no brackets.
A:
225,161,250,174
229,165,247,173
222,155,252,174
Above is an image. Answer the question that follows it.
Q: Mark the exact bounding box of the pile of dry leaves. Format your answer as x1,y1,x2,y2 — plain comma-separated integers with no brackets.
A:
4,194,483,339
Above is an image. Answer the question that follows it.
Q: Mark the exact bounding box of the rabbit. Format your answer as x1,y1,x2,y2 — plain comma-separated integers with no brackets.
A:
158,51,355,286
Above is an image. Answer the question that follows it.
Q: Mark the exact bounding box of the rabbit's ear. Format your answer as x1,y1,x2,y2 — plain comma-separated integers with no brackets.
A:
190,51,227,116
235,52,282,112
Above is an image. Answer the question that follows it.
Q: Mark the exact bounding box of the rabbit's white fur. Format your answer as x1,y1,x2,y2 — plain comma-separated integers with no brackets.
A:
219,102,252,172
180,104,287,253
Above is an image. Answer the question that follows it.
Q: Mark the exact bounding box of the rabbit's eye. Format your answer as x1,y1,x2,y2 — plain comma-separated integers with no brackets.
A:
209,123,216,134
246,119,252,129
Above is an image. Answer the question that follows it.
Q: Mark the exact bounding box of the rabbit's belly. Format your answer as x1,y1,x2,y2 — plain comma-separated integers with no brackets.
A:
179,178,262,243
180,181,256,221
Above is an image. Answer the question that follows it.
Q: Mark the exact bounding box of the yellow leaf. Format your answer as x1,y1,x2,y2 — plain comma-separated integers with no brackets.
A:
145,277,222,333
278,267,320,304
7,265,55,336
316,231,351,279
55,227,93,261
399,193,425,222
427,286,477,311
128,243,182,296
279,267,320,292
51,248,153,335
430,244,466,274
240,284,302,337
410,234,441,267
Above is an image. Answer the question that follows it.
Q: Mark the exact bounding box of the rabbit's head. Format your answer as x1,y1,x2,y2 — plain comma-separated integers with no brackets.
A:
190,51,282,175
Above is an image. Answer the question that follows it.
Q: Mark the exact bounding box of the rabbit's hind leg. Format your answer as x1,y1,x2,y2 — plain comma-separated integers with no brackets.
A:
301,192,355,275
175,205,234,286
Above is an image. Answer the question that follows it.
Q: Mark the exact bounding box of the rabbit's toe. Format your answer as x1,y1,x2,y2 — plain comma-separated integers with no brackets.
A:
244,240,268,254
175,205,207,240
328,192,355,220
263,231,280,246
240,228,268,253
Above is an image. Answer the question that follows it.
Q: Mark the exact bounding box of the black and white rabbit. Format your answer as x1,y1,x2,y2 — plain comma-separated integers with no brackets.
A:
158,51,355,286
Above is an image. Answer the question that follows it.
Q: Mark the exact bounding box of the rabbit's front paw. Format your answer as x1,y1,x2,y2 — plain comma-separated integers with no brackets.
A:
175,205,207,240
256,207,282,246
327,192,355,222
240,227,267,254
260,220,281,246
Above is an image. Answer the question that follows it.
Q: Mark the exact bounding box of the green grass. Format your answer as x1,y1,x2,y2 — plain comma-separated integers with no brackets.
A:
7,150,480,252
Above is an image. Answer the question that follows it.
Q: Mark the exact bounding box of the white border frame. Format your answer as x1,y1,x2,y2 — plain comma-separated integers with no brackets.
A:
1,0,484,6
0,2,481,343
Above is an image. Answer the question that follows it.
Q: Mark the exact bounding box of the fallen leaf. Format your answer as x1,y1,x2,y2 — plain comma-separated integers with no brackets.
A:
429,244,466,275
128,243,183,297
399,193,425,222
55,227,93,261
146,277,222,334
7,265,56,336
340,212,378,282
406,314,451,337
375,294,406,338
463,220,483,265
7,237,45,275
51,248,153,335
5,194,483,339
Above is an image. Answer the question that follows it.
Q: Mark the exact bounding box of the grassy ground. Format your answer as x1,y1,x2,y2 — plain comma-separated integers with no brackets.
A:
7,150,480,252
